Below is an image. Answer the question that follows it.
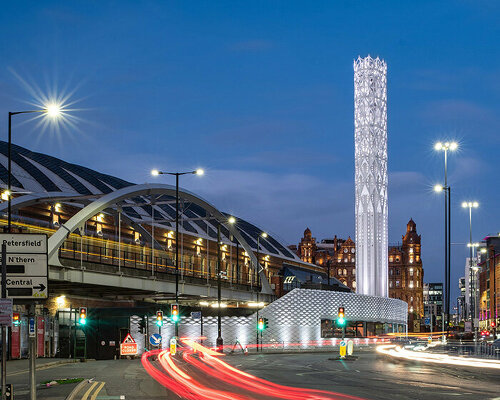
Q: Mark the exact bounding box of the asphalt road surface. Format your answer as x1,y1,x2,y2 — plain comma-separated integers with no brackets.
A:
225,350,500,400
6,349,500,399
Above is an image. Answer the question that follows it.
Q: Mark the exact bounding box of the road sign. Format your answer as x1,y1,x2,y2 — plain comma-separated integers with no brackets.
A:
347,340,354,356
339,340,346,358
149,333,162,347
120,333,137,356
0,299,13,326
0,233,48,299
170,338,177,355
29,317,36,337
190,311,201,319
424,317,430,326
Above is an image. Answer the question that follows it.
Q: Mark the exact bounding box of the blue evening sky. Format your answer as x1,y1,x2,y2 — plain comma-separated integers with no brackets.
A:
0,1,499,302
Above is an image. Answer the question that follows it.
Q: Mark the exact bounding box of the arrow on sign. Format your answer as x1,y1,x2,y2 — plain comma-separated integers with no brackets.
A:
33,284,46,291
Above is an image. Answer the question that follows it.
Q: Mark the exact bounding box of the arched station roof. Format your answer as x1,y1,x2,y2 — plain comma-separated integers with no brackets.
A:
0,141,303,266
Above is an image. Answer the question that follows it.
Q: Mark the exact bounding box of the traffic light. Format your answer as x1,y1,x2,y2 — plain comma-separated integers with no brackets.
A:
156,310,164,327
491,321,496,328
12,313,20,326
170,304,179,323
258,317,265,331
79,307,87,325
337,306,346,327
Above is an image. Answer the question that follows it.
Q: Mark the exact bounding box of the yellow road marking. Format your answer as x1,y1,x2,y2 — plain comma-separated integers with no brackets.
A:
81,381,99,400
90,381,106,400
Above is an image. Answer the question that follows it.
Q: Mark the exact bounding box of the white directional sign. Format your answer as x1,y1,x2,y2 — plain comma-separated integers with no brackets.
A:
0,233,48,299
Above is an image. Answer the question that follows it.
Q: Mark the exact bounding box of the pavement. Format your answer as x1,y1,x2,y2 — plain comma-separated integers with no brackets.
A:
3,349,500,399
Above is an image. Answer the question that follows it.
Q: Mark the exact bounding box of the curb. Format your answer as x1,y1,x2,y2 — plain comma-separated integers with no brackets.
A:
7,359,94,376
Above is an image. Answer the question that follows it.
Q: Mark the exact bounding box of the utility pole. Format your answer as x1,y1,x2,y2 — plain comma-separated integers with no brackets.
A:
1,243,7,400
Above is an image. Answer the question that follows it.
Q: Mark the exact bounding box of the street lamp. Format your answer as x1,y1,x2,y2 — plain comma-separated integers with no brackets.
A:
255,231,267,351
434,141,458,339
462,200,479,341
151,168,204,337
6,104,64,232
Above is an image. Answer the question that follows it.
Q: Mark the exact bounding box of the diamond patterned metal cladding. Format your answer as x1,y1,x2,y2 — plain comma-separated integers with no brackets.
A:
354,56,389,298
129,289,407,353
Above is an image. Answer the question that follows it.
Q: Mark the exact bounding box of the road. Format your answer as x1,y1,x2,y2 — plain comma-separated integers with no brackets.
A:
225,350,500,400
6,349,500,399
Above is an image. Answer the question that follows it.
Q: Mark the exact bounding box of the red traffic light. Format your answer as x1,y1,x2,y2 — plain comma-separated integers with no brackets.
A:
170,304,179,323
156,310,164,326
79,307,87,324
491,321,496,328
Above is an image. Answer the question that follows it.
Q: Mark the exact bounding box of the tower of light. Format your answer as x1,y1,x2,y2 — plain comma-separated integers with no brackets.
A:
353,56,388,297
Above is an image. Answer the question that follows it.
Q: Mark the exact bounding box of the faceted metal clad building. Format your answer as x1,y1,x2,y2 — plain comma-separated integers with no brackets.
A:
353,56,388,297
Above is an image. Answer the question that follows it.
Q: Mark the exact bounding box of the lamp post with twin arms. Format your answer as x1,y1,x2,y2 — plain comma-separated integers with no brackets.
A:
434,141,458,340
462,201,479,341
151,168,204,338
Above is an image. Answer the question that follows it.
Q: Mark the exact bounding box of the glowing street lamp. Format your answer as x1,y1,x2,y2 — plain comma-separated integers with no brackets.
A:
150,168,204,337
434,140,458,338
7,102,64,232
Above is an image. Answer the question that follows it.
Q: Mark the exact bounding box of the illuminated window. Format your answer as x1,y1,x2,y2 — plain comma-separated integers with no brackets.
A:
338,268,342,275
410,306,414,312
416,255,420,262
396,280,400,287
409,257,413,264
409,268,414,276
389,281,393,288
352,281,356,289
352,269,356,275
344,258,348,263
390,269,393,276
389,256,393,262
409,281,414,289
409,248,414,254
343,268,347,276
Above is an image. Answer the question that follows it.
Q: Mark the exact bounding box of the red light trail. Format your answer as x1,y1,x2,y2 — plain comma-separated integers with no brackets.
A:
142,339,366,400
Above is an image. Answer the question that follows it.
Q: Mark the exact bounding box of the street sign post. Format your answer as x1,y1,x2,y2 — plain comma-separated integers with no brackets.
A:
149,333,162,347
339,340,347,358
0,233,48,299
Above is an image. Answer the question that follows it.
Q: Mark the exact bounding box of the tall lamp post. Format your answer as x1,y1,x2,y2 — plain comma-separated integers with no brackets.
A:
434,141,458,338
462,201,479,341
151,168,204,337
3,104,63,400
256,232,267,351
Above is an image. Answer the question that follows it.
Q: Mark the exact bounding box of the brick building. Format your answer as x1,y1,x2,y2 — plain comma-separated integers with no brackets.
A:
294,218,424,327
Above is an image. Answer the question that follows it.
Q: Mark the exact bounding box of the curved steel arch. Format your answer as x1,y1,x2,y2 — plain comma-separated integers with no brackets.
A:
0,192,98,212
46,183,272,294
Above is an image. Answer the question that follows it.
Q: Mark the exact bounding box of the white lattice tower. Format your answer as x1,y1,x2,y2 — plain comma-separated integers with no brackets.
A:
353,56,388,297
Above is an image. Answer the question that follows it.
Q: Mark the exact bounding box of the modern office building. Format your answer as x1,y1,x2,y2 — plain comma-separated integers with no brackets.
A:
423,283,443,329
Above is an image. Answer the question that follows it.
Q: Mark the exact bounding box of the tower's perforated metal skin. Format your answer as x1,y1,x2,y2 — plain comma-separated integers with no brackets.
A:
354,56,388,297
